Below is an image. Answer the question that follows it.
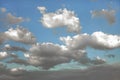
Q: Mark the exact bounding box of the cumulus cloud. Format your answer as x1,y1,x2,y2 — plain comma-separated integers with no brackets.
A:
0,52,9,60
22,42,107,69
24,42,90,69
2,44,27,52
1,26,36,44
91,9,116,24
38,6,82,33
60,31,120,50
0,51,18,60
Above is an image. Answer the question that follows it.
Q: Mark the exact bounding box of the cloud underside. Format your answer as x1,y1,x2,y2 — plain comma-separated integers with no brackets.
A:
0,63,120,80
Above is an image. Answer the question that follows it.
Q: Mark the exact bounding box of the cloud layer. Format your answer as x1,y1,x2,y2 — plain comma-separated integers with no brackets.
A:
0,63,120,80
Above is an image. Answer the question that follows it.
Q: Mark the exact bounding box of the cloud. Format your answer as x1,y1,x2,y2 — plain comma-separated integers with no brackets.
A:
10,67,27,76
0,51,18,60
0,33,6,45
2,44,27,52
91,9,116,24
7,58,29,66
60,31,120,50
0,52,9,60
38,6,82,33
0,8,6,13
2,26,36,44
0,63,120,80
5,13,24,25
91,56,106,65
0,7,29,26
24,42,90,69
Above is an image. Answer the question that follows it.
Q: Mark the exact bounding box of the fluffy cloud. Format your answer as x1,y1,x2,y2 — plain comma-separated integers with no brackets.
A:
0,52,9,60
60,31,120,50
0,26,36,44
2,44,27,52
24,42,89,69
38,6,82,33
23,42,106,69
91,9,116,24
0,52,18,60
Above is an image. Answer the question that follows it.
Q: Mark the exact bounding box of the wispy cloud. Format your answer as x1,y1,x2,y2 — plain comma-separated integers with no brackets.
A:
91,9,116,25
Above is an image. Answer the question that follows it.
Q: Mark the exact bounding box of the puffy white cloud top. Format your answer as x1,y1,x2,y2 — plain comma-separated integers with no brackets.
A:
1,26,36,44
38,6,82,33
60,31,120,50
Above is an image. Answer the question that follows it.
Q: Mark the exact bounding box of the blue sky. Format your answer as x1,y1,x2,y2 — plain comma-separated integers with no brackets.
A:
0,0,120,71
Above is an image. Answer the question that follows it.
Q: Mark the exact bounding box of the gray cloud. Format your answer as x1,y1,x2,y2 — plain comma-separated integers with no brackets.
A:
91,9,116,24
7,58,29,66
0,8,28,26
0,63,120,80
23,42,106,69
2,44,27,52
24,43,89,69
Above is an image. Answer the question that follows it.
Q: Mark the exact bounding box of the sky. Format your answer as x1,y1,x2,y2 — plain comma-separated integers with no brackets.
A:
0,0,120,80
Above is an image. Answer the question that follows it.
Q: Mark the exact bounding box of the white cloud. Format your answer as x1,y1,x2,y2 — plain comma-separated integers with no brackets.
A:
0,51,18,60
4,26,36,44
38,6,82,33
60,31,120,50
91,9,116,24
0,52,9,60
